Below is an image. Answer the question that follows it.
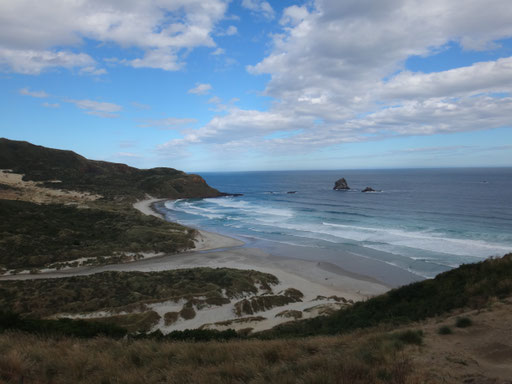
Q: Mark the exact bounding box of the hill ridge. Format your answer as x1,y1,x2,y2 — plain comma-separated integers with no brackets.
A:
0,138,221,200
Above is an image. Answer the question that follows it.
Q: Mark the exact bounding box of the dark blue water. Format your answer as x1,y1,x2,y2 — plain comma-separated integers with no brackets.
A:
158,169,512,278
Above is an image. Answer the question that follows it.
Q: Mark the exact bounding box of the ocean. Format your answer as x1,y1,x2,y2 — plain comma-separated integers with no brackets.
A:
155,168,512,281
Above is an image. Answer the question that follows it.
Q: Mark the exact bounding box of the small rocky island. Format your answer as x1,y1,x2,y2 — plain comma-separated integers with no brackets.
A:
333,178,350,190
362,187,375,192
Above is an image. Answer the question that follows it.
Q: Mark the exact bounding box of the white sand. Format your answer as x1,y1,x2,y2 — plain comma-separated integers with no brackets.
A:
133,197,244,251
130,197,389,332
2,197,390,333
0,170,100,204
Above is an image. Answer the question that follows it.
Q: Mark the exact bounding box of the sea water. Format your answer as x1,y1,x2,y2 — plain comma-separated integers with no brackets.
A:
156,168,512,279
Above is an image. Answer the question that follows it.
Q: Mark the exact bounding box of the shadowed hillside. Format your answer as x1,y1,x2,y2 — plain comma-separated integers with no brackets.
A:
0,138,221,199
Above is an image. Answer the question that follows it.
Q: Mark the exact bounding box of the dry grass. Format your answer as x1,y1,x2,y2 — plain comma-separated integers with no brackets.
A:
0,329,421,384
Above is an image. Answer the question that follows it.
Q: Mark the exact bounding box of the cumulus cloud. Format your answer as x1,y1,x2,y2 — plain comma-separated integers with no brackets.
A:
19,87,48,98
380,57,512,100
241,0,275,20
218,26,238,36
0,0,229,73
0,48,97,75
188,83,212,95
161,0,512,155
66,99,122,118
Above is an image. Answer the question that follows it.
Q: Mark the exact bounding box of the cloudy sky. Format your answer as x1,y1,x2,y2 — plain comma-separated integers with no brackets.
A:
1,0,512,171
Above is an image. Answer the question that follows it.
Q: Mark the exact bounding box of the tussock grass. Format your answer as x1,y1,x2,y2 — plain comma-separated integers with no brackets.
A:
0,327,422,384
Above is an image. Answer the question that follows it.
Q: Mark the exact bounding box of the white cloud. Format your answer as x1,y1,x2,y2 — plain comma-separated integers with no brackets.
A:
129,49,182,71
19,87,48,98
225,26,238,36
139,117,197,129
0,0,229,73
212,48,226,55
241,0,275,20
0,48,97,75
380,57,512,100
171,0,512,155
218,26,238,37
66,99,122,118
208,96,222,104
188,83,212,95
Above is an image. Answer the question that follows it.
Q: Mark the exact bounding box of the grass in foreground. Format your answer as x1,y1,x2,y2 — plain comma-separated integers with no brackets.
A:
0,329,423,384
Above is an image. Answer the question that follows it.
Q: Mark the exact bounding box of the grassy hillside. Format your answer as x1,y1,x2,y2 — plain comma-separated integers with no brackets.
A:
0,138,222,199
0,199,195,271
261,253,512,338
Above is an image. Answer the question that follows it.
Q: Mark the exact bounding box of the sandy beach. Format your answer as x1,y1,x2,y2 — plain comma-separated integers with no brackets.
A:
0,197,392,333
131,198,391,331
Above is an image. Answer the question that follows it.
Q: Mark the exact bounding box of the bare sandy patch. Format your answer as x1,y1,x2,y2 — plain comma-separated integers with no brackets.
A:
0,170,101,204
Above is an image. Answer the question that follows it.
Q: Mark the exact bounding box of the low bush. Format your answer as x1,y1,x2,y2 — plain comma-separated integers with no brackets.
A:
0,311,126,339
455,317,473,328
438,326,453,335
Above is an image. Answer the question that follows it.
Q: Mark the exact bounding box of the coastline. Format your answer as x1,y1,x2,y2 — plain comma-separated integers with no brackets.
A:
129,197,391,331
133,197,245,251
0,197,391,333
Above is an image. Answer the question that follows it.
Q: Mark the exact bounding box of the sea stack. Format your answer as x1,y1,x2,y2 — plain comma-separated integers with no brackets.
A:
333,178,350,190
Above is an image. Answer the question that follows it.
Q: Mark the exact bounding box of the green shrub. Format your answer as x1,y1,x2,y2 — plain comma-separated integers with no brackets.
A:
438,326,452,335
455,317,472,328
0,200,195,270
392,330,423,346
0,311,127,339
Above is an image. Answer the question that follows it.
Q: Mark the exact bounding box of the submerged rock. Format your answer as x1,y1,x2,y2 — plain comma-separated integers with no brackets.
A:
287,191,297,194
333,178,350,190
362,187,375,192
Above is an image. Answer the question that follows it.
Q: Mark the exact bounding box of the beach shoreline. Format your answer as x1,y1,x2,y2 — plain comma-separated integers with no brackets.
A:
134,197,245,251
0,197,395,333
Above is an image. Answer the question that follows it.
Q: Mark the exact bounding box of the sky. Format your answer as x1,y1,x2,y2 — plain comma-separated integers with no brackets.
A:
1,0,512,172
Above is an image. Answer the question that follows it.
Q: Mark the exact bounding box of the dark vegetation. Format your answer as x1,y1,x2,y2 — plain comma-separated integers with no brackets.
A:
0,311,126,339
455,316,473,328
0,138,222,199
0,268,278,317
438,326,453,335
260,253,512,338
0,199,195,270
139,328,240,342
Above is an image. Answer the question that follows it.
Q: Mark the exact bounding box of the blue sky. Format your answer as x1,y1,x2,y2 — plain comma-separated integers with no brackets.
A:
1,0,511,172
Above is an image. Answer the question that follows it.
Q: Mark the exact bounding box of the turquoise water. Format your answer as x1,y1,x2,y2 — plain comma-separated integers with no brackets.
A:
156,169,512,279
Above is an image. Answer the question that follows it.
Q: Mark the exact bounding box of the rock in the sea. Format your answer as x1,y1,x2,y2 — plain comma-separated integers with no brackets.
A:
362,187,375,193
287,191,297,194
333,178,350,190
